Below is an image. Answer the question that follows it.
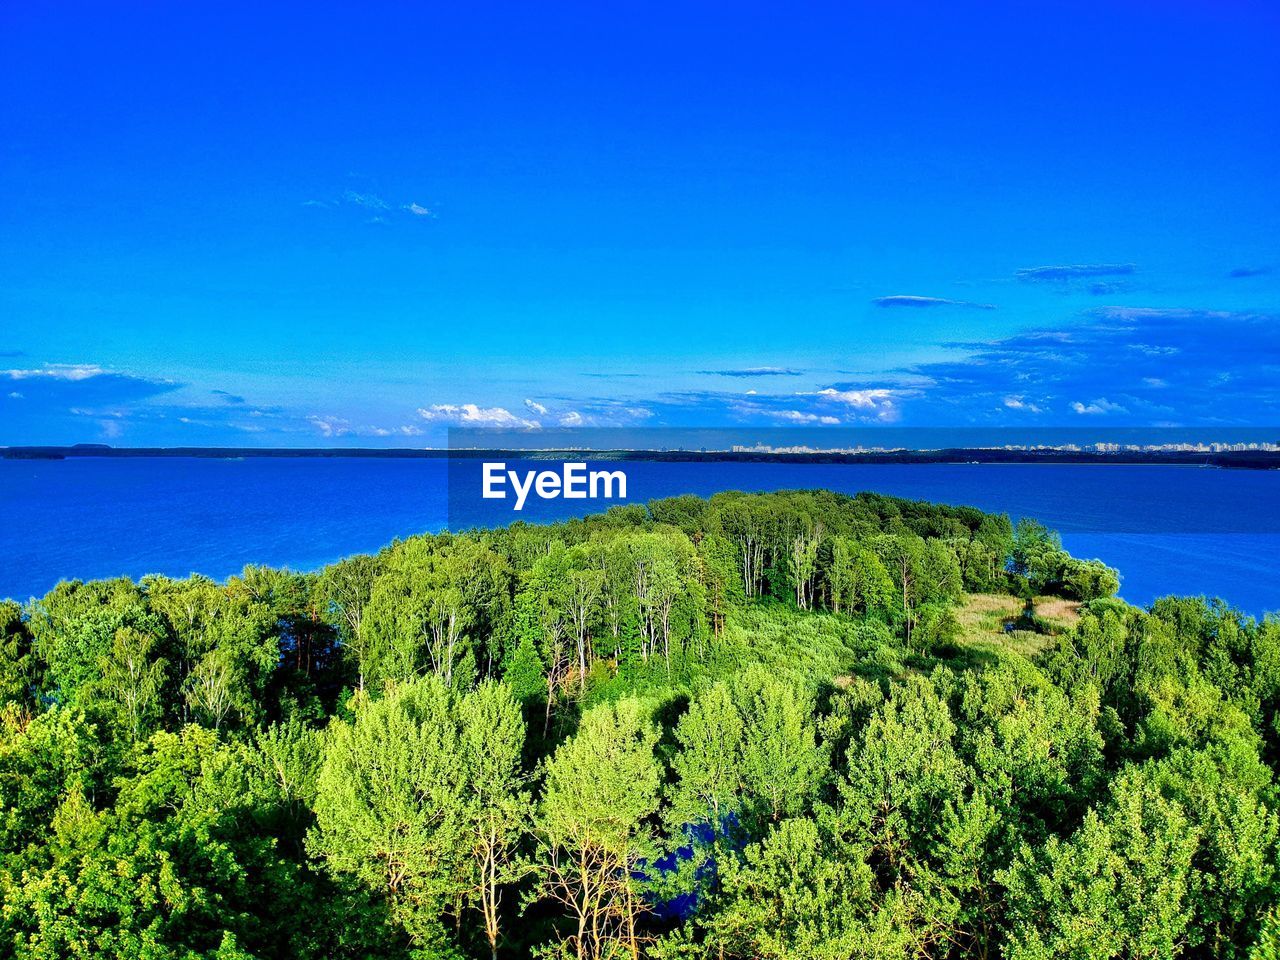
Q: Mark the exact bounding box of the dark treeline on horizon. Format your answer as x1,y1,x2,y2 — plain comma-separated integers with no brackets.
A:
5,444,1280,469
0,489,1278,959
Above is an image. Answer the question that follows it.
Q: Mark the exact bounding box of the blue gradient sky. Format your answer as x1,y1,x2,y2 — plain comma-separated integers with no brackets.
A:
2,1,1278,445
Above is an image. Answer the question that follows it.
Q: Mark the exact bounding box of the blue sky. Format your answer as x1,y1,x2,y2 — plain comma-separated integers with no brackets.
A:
2,1,1278,445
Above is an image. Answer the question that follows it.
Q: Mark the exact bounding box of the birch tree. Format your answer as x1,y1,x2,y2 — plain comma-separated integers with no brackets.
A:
536,699,661,960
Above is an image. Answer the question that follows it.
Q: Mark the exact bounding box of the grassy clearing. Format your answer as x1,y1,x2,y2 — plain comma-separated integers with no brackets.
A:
954,592,1080,661
1034,595,1083,628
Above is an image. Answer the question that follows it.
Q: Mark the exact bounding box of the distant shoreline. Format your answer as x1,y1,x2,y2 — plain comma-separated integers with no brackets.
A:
4,445,1280,469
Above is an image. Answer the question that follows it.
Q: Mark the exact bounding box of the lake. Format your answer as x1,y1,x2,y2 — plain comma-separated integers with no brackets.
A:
1,457,1277,615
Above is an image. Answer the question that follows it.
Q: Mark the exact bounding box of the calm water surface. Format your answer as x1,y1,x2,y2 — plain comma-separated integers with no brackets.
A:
1,457,1277,615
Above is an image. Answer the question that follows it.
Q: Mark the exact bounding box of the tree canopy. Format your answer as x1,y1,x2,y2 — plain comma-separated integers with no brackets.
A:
1,489,1276,959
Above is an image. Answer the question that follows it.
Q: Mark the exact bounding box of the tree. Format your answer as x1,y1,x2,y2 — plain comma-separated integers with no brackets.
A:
29,579,166,710
712,497,774,599
0,600,37,706
957,661,1105,849
145,574,226,712
698,533,742,637
502,632,546,708
1010,519,1071,594
595,535,640,662
184,651,236,730
97,625,167,742
10,488,1269,959
1001,773,1199,960
0,702,101,856
617,530,703,670
310,676,470,954
787,521,822,610
669,681,745,827
516,542,575,732
148,573,283,729
956,530,1007,593
0,725,330,960
536,698,661,960
873,534,926,646
361,536,510,690
316,554,381,690
1253,910,1280,960
565,561,604,693
1062,558,1121,602
458,681,531,960
828,539,894,618
735,667,823,826
1138,746,1280,954
707,815,921,960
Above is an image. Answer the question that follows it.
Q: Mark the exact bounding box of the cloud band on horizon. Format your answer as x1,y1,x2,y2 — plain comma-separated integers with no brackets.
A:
1016,263,1136,282
872,295,995,310
698,367,805,377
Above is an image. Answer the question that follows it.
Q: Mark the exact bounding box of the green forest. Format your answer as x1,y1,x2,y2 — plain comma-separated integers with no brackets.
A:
1,490,1278,960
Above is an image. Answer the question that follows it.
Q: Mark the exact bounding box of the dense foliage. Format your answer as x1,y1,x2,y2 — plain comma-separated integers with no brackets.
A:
1,489,1277,959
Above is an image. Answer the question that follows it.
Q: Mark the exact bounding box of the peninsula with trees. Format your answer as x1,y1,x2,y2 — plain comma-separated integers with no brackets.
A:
0,490,1277,958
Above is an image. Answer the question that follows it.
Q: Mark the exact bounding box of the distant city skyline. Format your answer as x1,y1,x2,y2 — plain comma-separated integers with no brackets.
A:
3,2,1278,445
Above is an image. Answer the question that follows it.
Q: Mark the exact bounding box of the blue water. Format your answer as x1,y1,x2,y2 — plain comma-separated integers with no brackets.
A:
1,458,1277,616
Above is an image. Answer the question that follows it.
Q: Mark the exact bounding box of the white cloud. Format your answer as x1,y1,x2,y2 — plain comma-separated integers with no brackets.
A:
775,410,841,425
3,363,107,381
417,404,540,428
307,415,352,437
311,191,434,220
69,407,123,417
559,411,584,426
810,387,902,422
814,387,897,409
1071,397,1127,415
524,399,549,416
1003,395,1043,413
343,190,389,210
1016,263,1136,282
7,391,22,399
